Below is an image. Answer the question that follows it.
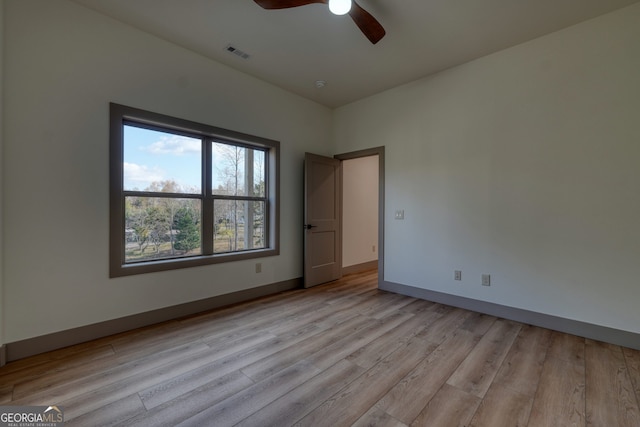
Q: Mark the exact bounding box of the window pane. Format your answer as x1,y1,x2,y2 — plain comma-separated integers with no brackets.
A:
124,125,201,193
125,196,201,263
214,200,266,253
212,143,266,197
253,150,266,197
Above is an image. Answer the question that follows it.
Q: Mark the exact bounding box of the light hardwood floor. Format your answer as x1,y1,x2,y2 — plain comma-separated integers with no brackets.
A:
1,270,639,426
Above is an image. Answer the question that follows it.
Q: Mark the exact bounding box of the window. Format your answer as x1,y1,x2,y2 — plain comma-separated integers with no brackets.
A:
110,103,279,277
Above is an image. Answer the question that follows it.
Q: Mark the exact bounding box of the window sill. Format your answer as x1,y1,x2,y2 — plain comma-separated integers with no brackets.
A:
110,247,279,278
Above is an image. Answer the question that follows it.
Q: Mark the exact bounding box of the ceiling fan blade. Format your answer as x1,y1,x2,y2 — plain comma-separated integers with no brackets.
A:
255,0,386,45
253,0,327,9
348,1,386,44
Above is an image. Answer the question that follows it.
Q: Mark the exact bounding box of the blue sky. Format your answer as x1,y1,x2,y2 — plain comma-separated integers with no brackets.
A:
124,124,265,195
124,125,202,192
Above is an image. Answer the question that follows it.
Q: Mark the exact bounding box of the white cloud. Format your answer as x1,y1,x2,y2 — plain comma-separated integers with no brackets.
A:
123,162,165,189
143,135,200,156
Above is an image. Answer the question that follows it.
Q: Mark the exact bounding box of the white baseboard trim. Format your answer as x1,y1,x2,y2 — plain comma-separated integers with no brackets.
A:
381,280,640,351
5,278,302,363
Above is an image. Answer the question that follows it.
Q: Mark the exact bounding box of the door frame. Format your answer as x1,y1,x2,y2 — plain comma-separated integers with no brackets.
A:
334,146,385,289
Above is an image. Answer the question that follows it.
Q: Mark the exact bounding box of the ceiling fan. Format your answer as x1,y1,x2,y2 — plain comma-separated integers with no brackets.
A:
253,0,386,44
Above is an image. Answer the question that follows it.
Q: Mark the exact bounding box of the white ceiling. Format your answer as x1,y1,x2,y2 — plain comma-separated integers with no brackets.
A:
72,0,639,108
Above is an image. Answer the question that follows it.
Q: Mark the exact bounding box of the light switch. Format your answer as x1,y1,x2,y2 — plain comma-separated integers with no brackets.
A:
395,210,405,220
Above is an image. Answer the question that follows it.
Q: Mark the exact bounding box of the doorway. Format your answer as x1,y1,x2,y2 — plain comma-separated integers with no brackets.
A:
336,146,384,286
303,147,384,288
339,154,379,275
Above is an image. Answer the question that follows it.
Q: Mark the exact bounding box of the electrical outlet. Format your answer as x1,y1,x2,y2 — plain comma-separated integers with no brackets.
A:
372,245,376,253
482,274,491,286
454,270,462,281
255,263,262,273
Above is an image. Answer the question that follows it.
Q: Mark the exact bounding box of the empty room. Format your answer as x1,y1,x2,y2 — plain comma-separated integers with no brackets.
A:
1,0,639,426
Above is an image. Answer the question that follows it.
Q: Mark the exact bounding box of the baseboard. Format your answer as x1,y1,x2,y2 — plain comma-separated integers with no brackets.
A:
0,345,6,367
342,260,378,276
380,280,640,351
6,277,302,362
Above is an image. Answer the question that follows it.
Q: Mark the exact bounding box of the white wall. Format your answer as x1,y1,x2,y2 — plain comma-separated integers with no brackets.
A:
342,156,378,267
334,4,640,334
3,0,332,343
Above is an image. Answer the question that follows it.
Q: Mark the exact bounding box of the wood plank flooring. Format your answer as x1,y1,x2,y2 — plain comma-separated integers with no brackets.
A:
1,270,639,426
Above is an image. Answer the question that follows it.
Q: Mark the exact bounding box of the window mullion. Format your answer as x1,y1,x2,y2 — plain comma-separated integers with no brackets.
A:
211,195,266,202
202,138,214,255
123,191,201,199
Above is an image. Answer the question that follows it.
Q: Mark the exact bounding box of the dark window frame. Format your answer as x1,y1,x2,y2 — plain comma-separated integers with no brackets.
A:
110,103,279,277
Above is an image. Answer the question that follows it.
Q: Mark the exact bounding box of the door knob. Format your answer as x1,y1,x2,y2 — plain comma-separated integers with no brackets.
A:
304,224,317,230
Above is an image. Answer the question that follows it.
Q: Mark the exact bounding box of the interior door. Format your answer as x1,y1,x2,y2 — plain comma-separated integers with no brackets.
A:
304,153,342,288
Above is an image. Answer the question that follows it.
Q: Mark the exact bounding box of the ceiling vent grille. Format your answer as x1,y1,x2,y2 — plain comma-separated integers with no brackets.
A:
225,44,250,60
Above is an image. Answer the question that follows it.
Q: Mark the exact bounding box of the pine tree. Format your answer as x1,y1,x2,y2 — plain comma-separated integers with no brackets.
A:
173,207,200,254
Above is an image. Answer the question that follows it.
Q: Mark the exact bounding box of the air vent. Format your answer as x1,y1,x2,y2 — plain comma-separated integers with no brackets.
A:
225,44,250,60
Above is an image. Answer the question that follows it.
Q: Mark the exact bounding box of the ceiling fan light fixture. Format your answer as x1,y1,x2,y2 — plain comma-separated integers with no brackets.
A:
328,0,351,15
253,0,385,44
